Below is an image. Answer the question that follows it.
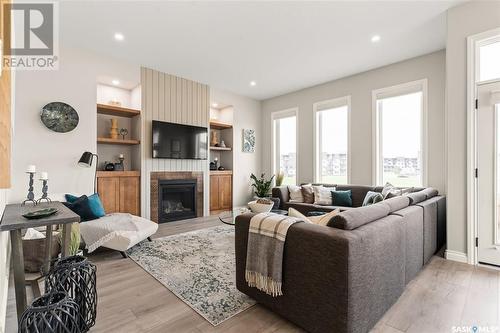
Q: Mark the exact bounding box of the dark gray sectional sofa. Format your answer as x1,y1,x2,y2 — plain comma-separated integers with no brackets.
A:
235,184,446,333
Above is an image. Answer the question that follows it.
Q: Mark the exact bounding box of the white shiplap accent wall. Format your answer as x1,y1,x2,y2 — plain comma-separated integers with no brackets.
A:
140,67,210,218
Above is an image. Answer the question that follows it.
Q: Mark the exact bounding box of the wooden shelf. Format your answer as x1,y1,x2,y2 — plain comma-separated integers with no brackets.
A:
210,146,231,151
209,120,232,130
97,103,140,118
210,170,232,175
97,137,140,145
97,171,140,178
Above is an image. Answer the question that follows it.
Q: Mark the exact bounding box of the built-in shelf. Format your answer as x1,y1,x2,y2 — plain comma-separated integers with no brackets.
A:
97,103,141,118
209,120,232,130
210,146,232,151
97,171,140,177
210,170,233,175
97,137,141,145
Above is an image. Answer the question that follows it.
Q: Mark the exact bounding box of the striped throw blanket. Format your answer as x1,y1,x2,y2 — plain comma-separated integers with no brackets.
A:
245,213,303,297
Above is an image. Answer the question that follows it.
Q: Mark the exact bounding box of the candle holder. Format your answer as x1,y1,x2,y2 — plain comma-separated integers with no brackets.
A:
36,179,52,204
22,172,37,206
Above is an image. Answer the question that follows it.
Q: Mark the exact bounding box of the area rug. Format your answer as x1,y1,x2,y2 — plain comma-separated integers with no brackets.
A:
127,225,256,326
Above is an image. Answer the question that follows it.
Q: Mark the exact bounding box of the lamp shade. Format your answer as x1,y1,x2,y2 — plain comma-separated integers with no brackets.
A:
78,152,94,167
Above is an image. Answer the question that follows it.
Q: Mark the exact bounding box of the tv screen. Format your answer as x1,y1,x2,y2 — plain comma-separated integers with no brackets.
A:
152,121,208,159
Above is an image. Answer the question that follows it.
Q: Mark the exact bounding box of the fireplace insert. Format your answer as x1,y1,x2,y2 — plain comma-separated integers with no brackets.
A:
158,179,197,223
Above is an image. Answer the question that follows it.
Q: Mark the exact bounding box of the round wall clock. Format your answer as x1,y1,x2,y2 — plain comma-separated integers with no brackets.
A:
40,102,79,133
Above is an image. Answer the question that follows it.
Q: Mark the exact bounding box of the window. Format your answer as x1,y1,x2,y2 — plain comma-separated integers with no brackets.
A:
373,80,427,187
479,39,500,82
272,108,298,185
314,96,350,184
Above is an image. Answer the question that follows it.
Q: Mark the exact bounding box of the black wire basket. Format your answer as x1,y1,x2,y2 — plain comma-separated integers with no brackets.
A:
45,255,97,332
18,291,85,333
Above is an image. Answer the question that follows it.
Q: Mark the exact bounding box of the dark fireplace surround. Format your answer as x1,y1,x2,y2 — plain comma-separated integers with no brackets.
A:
150,172,203,223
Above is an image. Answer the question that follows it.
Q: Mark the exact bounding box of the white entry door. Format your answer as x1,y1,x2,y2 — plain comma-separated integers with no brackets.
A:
477,81,500,266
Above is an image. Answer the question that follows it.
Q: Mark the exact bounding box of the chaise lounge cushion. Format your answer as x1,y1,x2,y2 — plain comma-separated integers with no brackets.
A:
79,213,158,252
328,202,390,230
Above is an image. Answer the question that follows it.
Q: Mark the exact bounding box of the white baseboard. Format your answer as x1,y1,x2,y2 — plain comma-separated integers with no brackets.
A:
445,250,468,263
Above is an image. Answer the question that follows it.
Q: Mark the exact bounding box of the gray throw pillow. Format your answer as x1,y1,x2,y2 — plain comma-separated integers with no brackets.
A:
362,191,384,206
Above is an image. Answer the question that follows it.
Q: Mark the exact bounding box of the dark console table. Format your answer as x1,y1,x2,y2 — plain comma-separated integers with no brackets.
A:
0,202,80,321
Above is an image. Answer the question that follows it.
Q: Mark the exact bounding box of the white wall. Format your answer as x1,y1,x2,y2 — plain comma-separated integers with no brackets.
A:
210,88,262,207
261,51,446,193
12,47,139,201
446,1,500,258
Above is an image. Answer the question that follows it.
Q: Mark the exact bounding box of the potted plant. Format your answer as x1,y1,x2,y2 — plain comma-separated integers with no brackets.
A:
58,223,82,256
250,173,275,198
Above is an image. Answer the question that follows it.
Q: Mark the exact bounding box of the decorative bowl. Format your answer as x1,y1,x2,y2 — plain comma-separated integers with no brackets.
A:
248,200,274,213
22,208,58,220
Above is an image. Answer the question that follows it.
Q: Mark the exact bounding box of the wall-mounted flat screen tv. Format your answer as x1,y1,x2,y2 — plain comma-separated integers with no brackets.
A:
152,120,208,159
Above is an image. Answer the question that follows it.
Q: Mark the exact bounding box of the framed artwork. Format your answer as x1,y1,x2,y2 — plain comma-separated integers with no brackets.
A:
242,129,255,153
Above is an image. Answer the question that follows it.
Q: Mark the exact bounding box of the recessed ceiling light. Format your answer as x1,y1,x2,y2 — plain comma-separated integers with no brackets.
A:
112,79,120,85
249,81,257,87
371,35,381,43
212,103,218,108
114,33,125,41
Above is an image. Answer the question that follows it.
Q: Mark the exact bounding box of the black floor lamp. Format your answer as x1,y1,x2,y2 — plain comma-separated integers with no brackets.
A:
78,152,98,193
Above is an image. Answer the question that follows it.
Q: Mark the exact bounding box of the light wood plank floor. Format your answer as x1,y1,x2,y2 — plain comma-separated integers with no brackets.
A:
6,216,500,332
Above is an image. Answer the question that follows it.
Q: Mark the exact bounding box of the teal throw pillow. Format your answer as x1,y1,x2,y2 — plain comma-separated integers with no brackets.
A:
65,193,106,219
331,190,352,207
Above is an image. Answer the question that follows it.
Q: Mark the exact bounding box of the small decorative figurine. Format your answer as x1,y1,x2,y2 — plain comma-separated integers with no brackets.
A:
120,128,128,140
23,165,37,205
37,172,52,204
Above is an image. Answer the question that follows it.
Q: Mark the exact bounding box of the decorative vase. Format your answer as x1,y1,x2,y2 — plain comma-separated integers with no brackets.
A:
19,291,85,333
45,256,97,332
109,119,119,139
210,131,218,146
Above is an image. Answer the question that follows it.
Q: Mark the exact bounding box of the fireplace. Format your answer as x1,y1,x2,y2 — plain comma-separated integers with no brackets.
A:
150,171,203,223
158,179,197,223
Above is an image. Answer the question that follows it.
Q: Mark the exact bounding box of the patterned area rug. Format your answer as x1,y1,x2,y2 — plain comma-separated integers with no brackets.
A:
127,225,256,326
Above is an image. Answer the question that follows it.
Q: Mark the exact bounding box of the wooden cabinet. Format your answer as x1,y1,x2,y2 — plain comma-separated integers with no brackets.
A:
97,171,140,216
210,172,232,213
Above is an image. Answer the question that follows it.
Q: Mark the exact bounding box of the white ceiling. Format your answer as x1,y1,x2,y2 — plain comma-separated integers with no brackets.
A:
60,1,462,100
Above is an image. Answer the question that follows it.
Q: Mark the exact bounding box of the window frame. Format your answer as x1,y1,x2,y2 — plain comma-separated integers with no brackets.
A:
477,35,500,84
372,79,428,187
312,96,351,184
271,107,299,185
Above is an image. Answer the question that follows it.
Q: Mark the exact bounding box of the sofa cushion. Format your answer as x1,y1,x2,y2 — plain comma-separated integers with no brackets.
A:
331,190,352,207
382,196,410,213
420,187,438,199
335,185,376,207
328,202,390,230
406,191,427,205
288,207,340,226
301,184,315,204
362,191,384,206
288,185,304,203
313,185,335,205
